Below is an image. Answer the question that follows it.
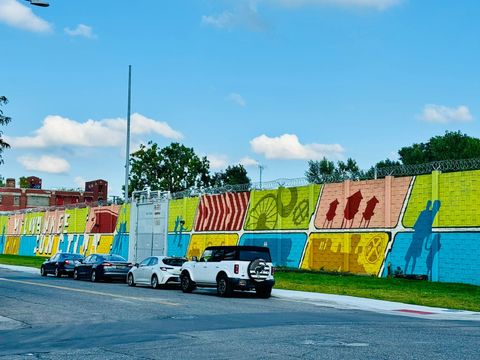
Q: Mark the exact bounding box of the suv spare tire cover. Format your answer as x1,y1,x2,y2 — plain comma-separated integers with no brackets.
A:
247,259,270,282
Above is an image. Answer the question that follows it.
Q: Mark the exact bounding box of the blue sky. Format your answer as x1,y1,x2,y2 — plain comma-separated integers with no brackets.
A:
0,0,479,197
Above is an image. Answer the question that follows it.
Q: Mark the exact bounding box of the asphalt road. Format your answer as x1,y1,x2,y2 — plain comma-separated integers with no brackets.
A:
0,269,479,360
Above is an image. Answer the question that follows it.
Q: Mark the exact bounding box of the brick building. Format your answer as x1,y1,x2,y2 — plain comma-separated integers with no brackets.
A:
0,177,108,211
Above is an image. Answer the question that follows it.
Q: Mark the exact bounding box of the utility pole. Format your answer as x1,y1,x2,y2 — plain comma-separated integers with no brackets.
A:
124,65,132,202
258,164,265,190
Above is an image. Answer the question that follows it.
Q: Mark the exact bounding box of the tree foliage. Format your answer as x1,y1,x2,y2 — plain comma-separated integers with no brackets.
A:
128,142,211,196
0,96,12,164
19,176,29,189
212,164,251,188
399,131,480,165
305,157,362,183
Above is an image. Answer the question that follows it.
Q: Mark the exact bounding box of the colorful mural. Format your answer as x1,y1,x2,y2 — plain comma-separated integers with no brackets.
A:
186,234,238,259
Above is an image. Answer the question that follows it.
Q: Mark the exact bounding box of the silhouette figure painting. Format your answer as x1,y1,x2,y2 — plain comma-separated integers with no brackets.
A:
341,191,363,228
323,199,340,228
426,233,441,281
359,196,379,228
404,200,441,274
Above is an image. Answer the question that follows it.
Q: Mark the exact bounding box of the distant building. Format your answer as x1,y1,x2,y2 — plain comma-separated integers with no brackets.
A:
0,177,108,211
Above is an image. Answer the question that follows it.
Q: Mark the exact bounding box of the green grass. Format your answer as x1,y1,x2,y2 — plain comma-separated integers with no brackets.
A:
275,269,480,312
0,254,48,269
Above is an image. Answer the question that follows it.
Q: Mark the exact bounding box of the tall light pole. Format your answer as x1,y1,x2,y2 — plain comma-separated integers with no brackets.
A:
258,164,265,190
124,65,132,202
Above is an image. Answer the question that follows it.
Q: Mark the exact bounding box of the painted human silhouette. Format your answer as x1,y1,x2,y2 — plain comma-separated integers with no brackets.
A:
426,233,441,281
404,200,441,274
360,196,379,228
323,199,339,228
341,191,363,228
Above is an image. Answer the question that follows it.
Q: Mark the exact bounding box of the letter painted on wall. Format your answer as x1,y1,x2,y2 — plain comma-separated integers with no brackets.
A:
315,177,411,229
186,234,238,259
195,192,250,231
245,185,321,230
168,197,199,232
240,233,307,268
302,232,389,275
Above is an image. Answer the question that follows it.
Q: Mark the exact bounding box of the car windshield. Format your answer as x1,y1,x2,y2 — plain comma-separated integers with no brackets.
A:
64,254,83,260
163,258,187,267
238,250,271,262
104,255,126,262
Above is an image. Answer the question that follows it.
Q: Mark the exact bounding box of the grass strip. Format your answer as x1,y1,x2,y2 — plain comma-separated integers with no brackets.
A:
0,254,48,269
275,269,480,312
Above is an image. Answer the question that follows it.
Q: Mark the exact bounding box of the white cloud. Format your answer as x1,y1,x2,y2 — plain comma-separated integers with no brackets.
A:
419,104,473,124
0,0,52,33
74,176,86,188
6,113,183,149
227,93,247,107
18,155,70,174
202,11,235,29
202,2,265,31
64,24,96,38
275,0,401,10
239,157,260,167
208,154,229,170
250,134,345,160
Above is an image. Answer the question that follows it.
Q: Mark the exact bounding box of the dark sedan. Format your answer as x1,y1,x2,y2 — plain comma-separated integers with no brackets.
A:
40,253,84,277
73,254,132,282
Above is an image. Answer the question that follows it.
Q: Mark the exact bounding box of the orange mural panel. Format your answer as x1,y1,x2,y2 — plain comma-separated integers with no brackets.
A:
315,177,412,229
7,214,24,235
86,205,120,233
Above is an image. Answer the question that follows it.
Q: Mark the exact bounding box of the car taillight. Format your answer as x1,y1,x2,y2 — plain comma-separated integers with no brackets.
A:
64,260,70,265
271,267,275,275
103,262,113,266
234,264,239,274
160,267,173,271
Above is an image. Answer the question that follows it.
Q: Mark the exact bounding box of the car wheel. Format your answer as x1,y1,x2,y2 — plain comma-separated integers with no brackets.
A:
91,270,97,282
73,269,79,280
180,272,194,293
54,267,62,278
247,258,269,283
40,266,46,277
255,285,272,299
151,274,159,289
127,273,136,287
217,274,233,297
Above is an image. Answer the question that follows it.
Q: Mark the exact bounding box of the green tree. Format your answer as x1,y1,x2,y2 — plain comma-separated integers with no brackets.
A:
364,159,402,179
0,96,12,164
128,142,211,196
305,157,361,183
19,176,29,188
398,131,480,165
212,164,251,187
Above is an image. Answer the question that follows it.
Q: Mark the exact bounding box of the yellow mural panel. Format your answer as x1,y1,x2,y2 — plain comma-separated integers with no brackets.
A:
4,236,20,255
168,197,199,232
187,233,238,259
65,207,89,233
301,232,388,275
36,235,61,257
21,212,45,235
96,235,114,254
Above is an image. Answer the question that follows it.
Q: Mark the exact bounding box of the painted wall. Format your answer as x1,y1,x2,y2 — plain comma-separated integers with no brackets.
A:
0,204,130,259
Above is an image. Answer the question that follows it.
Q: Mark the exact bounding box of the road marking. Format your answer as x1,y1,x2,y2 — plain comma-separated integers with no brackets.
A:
0,277,179,306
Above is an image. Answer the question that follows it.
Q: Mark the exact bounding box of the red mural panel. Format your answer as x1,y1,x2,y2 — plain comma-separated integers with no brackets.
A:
86,205,120,233
315,177,412,229
195,192,250,231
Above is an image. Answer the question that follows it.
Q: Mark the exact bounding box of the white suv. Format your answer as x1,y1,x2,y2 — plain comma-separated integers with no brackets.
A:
179,246,275,298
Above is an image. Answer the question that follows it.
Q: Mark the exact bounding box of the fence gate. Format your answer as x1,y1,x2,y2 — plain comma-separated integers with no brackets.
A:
128,191,170,263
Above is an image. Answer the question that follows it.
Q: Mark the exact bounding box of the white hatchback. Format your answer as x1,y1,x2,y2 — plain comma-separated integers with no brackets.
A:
127,256,187,289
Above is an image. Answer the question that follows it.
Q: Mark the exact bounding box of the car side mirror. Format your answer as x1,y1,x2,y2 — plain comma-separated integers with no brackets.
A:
134,263,139,268
192,256,198,262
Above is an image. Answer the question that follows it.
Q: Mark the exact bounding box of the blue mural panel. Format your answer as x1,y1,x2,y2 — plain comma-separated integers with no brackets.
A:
111,223,129,259
18,235,37,256
240,232,308,268
384,232,480,286
167,233,191,257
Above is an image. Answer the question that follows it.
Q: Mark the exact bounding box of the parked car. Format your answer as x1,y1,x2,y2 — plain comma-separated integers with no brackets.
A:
180,246,275,298
40,253,84,277
127,256,187,289
73,254,132,282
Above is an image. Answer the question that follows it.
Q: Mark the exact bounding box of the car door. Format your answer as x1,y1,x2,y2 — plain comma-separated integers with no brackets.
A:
83,255,96,278
45,254,58,273
136,257,152,283
196,249,223,284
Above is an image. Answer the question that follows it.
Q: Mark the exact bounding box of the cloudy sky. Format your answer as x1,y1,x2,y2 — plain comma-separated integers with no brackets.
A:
0,0,479,196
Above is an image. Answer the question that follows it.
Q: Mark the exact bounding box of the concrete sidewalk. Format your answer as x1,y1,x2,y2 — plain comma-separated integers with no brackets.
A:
1,263,479,321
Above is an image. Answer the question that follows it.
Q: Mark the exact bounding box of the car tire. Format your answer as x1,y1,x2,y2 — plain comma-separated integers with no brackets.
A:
255,285,272,299
91,270,97,282
54,267,62,278
40,266,46,277
180,272,194,293
217,274,233,297
73,269,79,280
247,258,269,283
127,273,136,287
151,274,159,289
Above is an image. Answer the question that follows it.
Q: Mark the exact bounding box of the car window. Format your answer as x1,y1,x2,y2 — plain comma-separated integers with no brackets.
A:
91,255,99,263
239,250,272,262
200,249,213,262
223,249,237,261
149,257,159,266
65,254,83,260
210,249,224,262
105,255,126,262
139,257,151,267
162,258,186,267
83,255,92,263
50,254,59,261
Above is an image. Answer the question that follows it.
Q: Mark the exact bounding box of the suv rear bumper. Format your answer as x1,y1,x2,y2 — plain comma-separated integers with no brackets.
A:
229,278,275,290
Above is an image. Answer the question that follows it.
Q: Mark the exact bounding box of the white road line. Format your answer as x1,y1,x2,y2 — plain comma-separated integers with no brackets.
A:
0,277,179,306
